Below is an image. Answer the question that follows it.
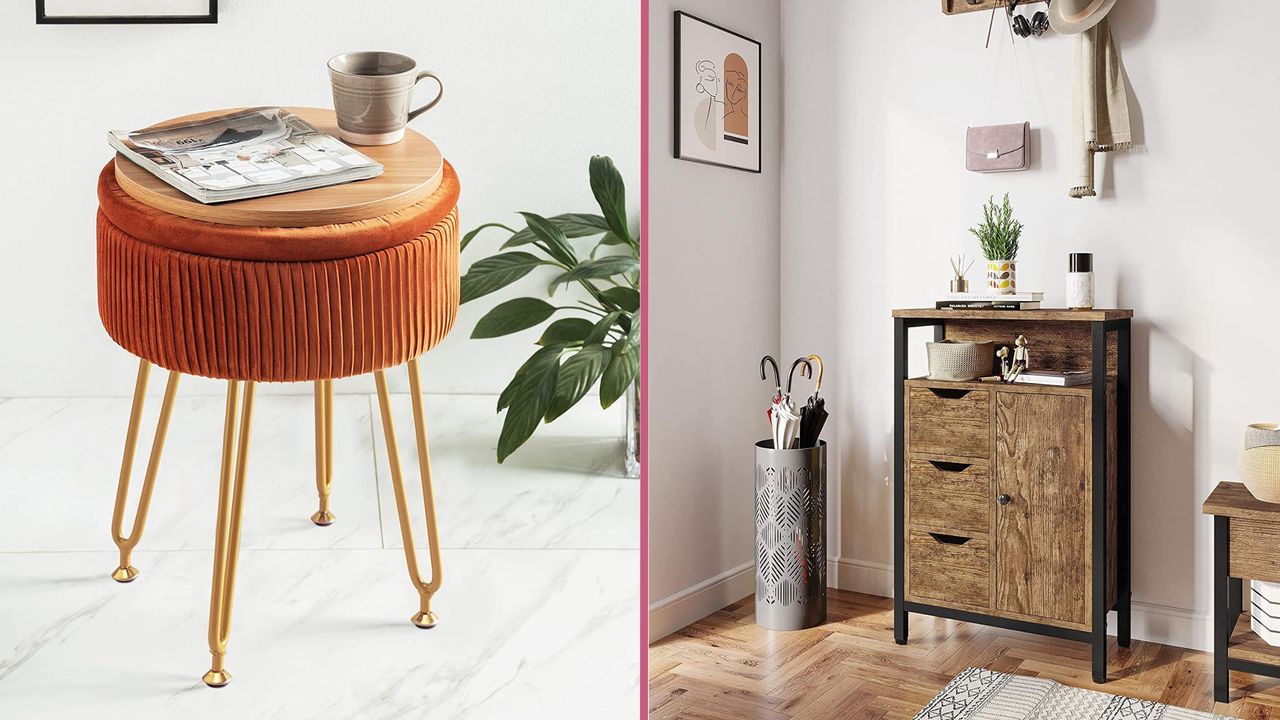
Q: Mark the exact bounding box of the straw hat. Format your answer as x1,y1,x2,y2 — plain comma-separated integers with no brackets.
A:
1047,0,1118,35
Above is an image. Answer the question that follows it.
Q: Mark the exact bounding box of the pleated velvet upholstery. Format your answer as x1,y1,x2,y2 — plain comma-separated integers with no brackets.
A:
96,163,460,382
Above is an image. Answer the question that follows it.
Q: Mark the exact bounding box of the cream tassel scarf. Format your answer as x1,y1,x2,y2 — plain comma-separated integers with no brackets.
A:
1070,17,1131,198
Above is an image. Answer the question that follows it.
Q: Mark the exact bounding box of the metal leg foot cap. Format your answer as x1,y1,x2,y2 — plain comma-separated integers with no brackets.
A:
202,669,232,687
310,510,336,526
411,611,439,629
111,566,139,583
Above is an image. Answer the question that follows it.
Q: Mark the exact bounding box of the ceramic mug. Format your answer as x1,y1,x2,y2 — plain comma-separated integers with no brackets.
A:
327,51,443,145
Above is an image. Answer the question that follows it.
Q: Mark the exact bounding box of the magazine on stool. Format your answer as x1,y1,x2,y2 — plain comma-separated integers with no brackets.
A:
108,107,383,204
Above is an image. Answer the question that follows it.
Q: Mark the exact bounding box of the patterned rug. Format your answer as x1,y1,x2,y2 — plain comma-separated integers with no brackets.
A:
914,668,1228,720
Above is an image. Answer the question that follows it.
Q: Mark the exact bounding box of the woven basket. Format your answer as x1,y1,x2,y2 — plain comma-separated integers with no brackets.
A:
1240,423,1280,503
926,341,994,382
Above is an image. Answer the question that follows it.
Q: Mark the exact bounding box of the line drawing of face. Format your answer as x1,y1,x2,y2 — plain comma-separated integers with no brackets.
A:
695,60,720,101
723,69,745,108
693,60,723,133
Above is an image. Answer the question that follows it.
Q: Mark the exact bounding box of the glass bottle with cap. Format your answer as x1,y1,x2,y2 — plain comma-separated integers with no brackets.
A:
1067,252,1094,310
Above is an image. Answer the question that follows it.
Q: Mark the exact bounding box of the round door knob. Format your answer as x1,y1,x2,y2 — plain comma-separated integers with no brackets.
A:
997,494,1011,505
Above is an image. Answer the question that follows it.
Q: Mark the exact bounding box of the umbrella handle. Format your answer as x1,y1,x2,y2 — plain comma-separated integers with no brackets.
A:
805,354,824,393
786,357,813,395
759,355,781,393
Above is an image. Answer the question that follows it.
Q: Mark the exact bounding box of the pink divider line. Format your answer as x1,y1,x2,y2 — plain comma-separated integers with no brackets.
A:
639,0,650,717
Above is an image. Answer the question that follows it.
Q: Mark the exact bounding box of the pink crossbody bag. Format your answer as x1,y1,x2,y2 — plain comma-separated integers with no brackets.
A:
965,122,1029,173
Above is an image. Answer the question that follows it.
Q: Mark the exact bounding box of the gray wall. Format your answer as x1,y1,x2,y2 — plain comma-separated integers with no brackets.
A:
647,0,782,639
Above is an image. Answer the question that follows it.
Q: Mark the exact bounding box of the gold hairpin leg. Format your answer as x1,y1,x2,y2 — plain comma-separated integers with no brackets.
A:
110,358,180,583
374,358,443,629
203,380,254,688
311,379,336,526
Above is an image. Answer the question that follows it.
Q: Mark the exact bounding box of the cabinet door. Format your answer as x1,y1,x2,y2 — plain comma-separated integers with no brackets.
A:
994,392,1089,626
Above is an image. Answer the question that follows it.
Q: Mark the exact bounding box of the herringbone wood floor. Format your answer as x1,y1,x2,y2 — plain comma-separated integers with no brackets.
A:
649,589,1280,719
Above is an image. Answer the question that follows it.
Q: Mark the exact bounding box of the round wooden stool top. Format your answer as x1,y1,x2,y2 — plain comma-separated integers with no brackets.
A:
114,107,443,228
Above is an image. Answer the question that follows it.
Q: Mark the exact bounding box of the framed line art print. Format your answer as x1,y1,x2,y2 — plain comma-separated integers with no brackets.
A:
673,11,762,173
36,0,217,24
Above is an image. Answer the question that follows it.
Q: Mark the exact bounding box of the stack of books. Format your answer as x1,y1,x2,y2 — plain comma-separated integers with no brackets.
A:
937,291,1043,311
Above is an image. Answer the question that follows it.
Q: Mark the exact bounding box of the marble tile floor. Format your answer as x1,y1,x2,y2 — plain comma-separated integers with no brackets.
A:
0,393,639,719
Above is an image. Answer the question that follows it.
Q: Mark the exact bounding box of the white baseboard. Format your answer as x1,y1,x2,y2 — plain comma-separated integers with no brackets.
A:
651,556,1213,651
648,561,754,643
828,556,892,596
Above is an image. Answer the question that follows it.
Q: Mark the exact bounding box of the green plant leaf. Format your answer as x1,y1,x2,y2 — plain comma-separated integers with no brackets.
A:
548,256,639,291
472,297,557,339
496,346,563,462
600,343,639,409
586,311,623,344
537,317,594,346
552,213,612,236
497,344,563,411
545,344,612,422
597,231,629,247
460,251,545,304
461,222,516,253
599,286,640,313
589,156,632,246
500,213,611,251
518,211,578,267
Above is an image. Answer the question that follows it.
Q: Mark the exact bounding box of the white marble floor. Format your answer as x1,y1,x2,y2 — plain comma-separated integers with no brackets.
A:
0,393,639,719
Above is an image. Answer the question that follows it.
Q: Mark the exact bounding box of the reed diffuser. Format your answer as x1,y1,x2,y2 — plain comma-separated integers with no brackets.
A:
949,254,975,293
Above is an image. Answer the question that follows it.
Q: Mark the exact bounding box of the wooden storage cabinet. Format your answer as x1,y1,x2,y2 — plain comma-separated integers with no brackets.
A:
893,308,1132,684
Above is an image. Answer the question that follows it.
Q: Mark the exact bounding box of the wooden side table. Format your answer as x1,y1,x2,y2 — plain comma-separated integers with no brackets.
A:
1202,481,1280,702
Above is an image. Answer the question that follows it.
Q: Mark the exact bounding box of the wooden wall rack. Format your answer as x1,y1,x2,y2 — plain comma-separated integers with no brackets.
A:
941,0,1046,15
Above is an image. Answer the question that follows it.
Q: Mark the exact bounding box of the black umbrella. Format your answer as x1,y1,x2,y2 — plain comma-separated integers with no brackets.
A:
798,355,827,448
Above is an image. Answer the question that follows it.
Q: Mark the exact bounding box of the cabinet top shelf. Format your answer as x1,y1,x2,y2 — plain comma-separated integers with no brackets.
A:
1202,481,1280,520
892,308,1134,322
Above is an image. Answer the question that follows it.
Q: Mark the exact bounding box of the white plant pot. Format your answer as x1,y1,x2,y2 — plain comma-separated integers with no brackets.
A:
986,260,1016,294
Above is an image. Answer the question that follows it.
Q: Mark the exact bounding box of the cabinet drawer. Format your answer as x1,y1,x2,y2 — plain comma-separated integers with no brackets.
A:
908,387,990,459
908,458,990,535
1231,518,1280,582
907,530,990,610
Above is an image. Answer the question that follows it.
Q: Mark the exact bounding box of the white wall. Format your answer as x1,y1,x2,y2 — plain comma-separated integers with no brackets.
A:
0,0,638,397
781,0,1280,651
647,0,781,639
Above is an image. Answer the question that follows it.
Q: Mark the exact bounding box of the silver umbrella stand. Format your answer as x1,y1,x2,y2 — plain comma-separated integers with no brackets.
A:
754,438,827,630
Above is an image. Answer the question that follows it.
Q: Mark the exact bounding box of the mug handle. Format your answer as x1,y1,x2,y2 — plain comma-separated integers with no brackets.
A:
407,71,443,122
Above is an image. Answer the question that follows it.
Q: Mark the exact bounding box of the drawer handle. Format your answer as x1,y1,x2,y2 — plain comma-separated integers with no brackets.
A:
927,532,972,545
997,494,1011,505
928,460,972,472
927,388,972,400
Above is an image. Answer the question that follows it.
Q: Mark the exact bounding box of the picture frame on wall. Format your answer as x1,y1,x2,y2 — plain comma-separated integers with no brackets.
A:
36,0,217,24
673,10,762,173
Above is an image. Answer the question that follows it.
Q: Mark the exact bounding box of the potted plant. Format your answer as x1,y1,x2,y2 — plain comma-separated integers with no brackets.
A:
969,193,1023,294
460,156,640,470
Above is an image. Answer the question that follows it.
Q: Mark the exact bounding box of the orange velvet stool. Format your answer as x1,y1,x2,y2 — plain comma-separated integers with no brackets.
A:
95,160,459,687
